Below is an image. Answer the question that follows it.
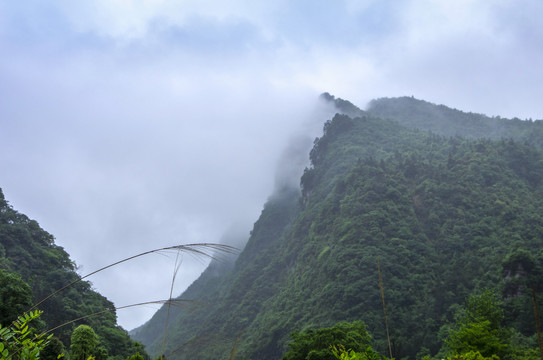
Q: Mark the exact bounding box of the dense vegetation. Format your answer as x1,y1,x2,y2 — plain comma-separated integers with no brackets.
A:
0,190,147,360
132,94,543,359
367,96,543,147
128,96,543,359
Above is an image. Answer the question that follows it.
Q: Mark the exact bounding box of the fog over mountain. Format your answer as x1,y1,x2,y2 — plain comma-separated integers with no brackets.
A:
1,1,542,330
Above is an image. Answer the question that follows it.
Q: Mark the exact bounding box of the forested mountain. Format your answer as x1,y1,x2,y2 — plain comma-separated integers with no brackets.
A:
0,190,146,360
132,95,543,359
367,96,543,148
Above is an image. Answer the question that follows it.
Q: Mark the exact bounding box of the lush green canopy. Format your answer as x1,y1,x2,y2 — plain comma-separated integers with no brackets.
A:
0,269,33,326
282,321,372,360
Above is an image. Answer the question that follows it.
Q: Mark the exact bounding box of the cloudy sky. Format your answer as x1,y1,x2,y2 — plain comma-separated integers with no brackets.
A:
1,0,542,330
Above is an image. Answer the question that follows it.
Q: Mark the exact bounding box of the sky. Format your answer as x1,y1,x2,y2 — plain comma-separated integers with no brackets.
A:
1,0,543,330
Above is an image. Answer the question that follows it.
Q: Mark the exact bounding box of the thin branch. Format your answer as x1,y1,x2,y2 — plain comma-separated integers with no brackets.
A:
29,243,238,311
161,250,183,357
378,258,393,359
40,299,198,336
228,331,242,360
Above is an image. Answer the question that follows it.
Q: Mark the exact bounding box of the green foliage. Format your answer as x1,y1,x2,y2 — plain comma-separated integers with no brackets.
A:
0,270,33,327
39,337,65,360
330,344,388,360
446,320,509,358
282,321,372,360
94,346,108,360
70,325,99,360
443,290,541,359
444,351,499,360
0,310,51,360
127,352,145,360
461,290,505,330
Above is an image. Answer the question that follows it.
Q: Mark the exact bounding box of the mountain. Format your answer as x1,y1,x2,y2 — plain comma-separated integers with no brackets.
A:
132,94,543,359
0,189,145,360
367,96,543,146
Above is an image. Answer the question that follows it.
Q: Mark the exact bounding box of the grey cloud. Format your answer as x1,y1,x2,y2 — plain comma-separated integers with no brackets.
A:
147,15,267,54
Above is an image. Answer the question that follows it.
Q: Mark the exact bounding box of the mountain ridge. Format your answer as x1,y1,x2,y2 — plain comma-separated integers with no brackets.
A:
133,94,543,359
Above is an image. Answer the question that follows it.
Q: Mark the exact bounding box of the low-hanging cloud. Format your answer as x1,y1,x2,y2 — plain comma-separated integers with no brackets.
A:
0,21,327,328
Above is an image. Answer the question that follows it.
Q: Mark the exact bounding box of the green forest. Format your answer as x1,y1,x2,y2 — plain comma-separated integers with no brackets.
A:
132,95,543,359
3,94,543,360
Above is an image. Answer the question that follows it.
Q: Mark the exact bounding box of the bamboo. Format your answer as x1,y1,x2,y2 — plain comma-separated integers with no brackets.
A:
531,284,543,360
228,331,241,360
161,251,183,358
378,258,393,359
40,299,195,336
28,243,237,312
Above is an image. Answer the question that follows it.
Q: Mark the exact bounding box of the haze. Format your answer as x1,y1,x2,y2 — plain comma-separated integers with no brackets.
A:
1,1,542,330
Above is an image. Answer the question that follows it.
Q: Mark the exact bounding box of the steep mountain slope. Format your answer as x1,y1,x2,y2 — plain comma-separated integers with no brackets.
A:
0,190,144,360
133,95,543,359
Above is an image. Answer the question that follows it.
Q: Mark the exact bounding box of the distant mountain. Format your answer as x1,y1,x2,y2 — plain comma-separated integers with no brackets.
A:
132,95,543,359
367,96,543,147
0,189,145,360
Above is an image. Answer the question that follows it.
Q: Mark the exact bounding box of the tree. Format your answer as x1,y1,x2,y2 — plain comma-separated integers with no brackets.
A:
127,352,145,360
0,270,33,327
70,325,98,360
94,346,108,360
0,310,51,360
330,344,387,360
445,290,510,359
443,351,499,360
130,342,150,360
39,337,65,360
282,321,373,360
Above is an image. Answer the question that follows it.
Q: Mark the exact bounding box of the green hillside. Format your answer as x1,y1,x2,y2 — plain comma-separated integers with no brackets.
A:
133,95,543,359
0,190,146,360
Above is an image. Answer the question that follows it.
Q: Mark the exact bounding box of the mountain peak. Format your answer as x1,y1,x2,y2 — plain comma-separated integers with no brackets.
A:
133,95,543,359
320,92,365,118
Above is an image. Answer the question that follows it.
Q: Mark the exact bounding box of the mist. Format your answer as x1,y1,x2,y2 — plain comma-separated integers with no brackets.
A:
1,1,543,330
1,69,328,329
0,43,333,328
